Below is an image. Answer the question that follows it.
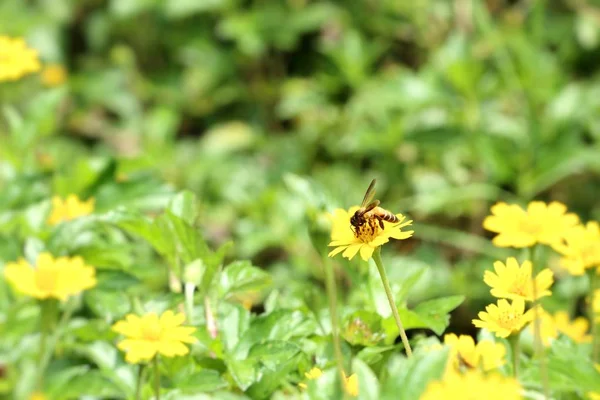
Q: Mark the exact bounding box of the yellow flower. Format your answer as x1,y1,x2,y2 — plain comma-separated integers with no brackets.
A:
4,252,96,300
420,370,522,400
589,392,600,400
29,392,47,400
483,257,553,302
552,222,600,275
328,206,413,261
534,309,559,346
112,310,197,364
305,367,323,380
483,201,579,248
554,311,591,343
47,195,95,225
472,299,535,338
41,64,67,86
443,334,506,371
0,36,41,82
343,372,359,397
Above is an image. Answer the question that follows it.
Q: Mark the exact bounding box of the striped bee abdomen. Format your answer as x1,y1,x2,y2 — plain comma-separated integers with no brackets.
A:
366,207,399,227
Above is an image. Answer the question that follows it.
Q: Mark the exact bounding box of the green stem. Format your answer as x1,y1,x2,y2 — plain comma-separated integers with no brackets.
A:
36,299,59,388
153,356,160,400
323,257,347,397
529,245,549,398
508,333,520,378
135,364,145,400
372,248,413,358
589,270,599,362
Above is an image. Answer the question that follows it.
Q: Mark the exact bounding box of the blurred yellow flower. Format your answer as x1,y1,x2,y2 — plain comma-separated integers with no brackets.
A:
29,391,47,400
4,252,96,300
112,310,197,364
589,392,600,400
483,257,553,302
41,64,67,86
305,367,323,380
443,334,506,371
47,195,95,225
343,372,359,397
533,310,591,346
420,370,522,400
552,222,600,275
328,206,413,261
0,36,41,82
472,299,535,338
483,201,578,248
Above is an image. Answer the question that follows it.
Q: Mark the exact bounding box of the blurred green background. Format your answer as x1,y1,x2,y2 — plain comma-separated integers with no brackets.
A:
2,0,600,335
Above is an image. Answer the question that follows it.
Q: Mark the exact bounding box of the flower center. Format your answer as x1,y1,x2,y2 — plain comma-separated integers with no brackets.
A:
497,310,519,330
519,219,542,236
35,267,58,293
354,219,381,243
142,323,163,341
508,273,530,297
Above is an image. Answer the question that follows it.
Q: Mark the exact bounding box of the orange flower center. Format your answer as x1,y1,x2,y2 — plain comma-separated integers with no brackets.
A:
142,323,163,341
354,219,381,243
508,274,530,297
497,310,520,330
519,219,542,236
35,268,58,293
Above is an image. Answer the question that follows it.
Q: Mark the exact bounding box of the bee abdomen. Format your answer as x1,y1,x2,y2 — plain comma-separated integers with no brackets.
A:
380,211,398,223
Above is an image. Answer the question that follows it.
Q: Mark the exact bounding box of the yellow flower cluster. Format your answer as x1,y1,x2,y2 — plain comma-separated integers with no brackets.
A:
533,309,591,346
112,310,197,364
552,222,600,275
328,206,413,261
420,370,522,400
483,257,553,302
47,195,95,225
41,64,67,87
443,334,506,372
4,252,96,300
0,36,41,82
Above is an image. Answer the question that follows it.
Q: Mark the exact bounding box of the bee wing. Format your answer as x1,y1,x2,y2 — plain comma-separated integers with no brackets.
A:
361,179,377,207
364,200,380,212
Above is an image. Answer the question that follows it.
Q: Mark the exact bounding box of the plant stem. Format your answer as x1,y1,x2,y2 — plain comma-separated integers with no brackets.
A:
372,248,413,358
529,245,549,398
509,333,520,378
323,256,347,396
589,270,599,362
135,364,145,400
153,356,160,400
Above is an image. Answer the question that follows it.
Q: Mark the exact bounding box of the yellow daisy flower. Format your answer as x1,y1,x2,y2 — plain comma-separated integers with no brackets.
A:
328,206,413,261
4,252,96,300
472,299,535,338
483,257,553,302
41,64,67,87
533,310,591,345
343,372,359,397
304,367,323,380
420,370,522,400
552,222,600,275
483,201,579,248
444,334,506,371
0,36,41,82
112,310,197,364
47,195,95,225
534,309,559,346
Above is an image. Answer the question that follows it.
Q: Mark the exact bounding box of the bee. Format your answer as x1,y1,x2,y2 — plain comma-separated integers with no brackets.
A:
350,179,398,233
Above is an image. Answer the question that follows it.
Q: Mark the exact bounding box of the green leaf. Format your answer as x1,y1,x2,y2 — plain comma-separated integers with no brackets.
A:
227,358,257,391
168,190,198,224
352,358,380,400
177,369,229,393
53,370,128,400
220,260,272,299
342,310,385,346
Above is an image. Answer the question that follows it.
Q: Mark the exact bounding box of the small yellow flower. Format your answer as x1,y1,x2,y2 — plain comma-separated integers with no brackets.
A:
29,392,47,400
41,64,67,86
483,201,579,248
47,195,95,225
420,370,522,400
483,257,553,302
589,392,600,400
443,334,506,371
305,367,323,380
0,36,41,82
534,309,559,346
472,298,535,338
4,252,96,300
533,309,592,346
112,310,197,364
552,222,600,275
328,206,413,261
343,372,359,397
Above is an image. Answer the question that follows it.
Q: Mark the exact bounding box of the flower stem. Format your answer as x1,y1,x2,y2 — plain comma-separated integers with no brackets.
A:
136,364,145,400
589,270,599,362
153,356,160,400
323,256,347,396
529,245,549,398
372,248,413,358
508,333,520,378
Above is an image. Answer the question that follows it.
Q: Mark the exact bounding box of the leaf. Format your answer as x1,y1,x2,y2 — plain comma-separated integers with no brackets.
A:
342,310,385,346
352,358,380,400
227,358,257,391
168,190,198,224
177,369,229,393
379,348,449,400
54,370,128,400
220,260,272,299
412,295,465,335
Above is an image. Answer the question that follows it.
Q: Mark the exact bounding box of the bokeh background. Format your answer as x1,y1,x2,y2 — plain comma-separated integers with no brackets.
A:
3,0,600,338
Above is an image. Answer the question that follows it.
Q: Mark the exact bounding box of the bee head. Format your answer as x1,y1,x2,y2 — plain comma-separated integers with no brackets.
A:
350,211,363,227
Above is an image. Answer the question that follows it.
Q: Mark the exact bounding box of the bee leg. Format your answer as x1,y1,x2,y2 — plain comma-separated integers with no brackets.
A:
378,218,384,229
